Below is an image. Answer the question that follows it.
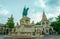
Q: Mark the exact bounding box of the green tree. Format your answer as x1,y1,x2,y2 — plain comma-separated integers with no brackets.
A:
35,22,41,25
51,15,60,34
56,15,60,22
6,15,14,28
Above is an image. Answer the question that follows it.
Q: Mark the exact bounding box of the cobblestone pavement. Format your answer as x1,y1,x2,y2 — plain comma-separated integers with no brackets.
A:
0,35,60,39
36,35,60,39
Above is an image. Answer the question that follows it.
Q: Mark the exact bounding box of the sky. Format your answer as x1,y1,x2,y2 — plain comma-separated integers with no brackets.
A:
0,0,60,24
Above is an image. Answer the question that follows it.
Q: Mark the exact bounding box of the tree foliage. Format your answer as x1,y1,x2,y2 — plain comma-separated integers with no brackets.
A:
35,22,41,25
6,15,14,28
51,15,60,34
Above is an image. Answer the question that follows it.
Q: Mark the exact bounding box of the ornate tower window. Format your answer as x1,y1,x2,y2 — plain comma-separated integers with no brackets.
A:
46,22,48,24
42,22,45,24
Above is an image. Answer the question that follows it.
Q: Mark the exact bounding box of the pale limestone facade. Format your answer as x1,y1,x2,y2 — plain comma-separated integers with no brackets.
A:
40,11,53,34
8,11,53,37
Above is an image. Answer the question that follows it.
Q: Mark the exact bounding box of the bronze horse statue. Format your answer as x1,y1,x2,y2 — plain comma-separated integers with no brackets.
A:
22,7,29,17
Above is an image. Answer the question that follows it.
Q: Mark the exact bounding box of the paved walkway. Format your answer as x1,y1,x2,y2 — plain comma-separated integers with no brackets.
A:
0,35,60,39
36,35,60,39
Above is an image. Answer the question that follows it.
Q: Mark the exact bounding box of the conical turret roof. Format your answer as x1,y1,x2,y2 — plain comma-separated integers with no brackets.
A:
41,10,48,21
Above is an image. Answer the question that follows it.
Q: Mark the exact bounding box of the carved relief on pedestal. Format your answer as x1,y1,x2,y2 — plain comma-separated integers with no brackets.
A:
20,17,30,25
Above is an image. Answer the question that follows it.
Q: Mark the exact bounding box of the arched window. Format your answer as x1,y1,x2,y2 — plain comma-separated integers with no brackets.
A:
42,22,45,24
46,29,48,33
32,32,35,35
46,22,48,24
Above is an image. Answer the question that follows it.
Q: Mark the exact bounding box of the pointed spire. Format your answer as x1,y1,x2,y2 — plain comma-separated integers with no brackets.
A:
11,14,13,17
16,22,19,27
17,22,18,25
42,10,47,21
32,21,34,24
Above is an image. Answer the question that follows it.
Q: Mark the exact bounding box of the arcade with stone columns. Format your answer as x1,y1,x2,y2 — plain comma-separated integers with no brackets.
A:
8,7,53,37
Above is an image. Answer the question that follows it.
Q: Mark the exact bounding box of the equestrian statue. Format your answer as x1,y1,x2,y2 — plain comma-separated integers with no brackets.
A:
22,7,29,17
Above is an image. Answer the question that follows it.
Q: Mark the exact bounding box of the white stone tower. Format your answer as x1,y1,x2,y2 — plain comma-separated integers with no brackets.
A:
41,11,49,27
40,11,50,34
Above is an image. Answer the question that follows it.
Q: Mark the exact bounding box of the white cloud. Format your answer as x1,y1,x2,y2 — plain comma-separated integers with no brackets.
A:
34,0,46,8
28,7,60,23
0,9,9,15
31,0,60,23
31,12,42,23
29,10,60,23
39,0,46,8
56,6,60,12
0,4,9,15
28,11,42,23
